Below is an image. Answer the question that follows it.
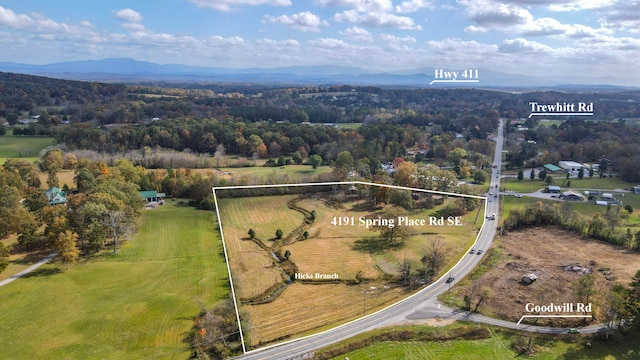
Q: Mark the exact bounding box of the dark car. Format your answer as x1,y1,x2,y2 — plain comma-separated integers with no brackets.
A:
470,249,476,254
476,250,483,255
446,277,455,283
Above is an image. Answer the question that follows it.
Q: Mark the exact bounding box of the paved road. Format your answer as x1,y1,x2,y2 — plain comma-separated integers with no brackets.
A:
0,252,57,287
235,120,603,359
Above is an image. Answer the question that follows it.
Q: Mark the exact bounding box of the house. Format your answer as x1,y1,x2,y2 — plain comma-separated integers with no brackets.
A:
46,187,67,205
139,190,166,203
559,160,584,173
633,185,640,194
522,274,538,284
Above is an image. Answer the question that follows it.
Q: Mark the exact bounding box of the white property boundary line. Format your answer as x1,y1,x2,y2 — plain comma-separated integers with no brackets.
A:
517,315,592,325
212,180,486,354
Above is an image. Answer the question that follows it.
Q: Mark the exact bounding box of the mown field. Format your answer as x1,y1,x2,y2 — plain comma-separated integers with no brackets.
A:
324,323,640,360
0,134,56,164
0,200,228,359
217,191,483,346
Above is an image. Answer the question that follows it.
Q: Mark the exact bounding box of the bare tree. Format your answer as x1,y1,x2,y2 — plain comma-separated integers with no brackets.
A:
398,256,412,284
421,238,450,283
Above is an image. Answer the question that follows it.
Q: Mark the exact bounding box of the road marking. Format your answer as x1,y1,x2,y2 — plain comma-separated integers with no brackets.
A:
516,315,592,325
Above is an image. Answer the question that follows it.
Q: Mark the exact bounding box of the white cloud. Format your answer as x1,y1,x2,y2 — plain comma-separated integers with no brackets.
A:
188,0,291,11
333,10,422,30
458,0,532,28
340,26,374,41
314,0,393,12
395,0,432,13
379,33,416,43
113,8,142,23
547,0,613,11
499,38,553,53
262,11,327,32
596,0,640,33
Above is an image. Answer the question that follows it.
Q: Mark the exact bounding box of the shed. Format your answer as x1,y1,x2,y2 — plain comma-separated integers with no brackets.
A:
548,185,561,193
634,185,640,194
522,274,538,284
562,191,582,201
543,164,562,173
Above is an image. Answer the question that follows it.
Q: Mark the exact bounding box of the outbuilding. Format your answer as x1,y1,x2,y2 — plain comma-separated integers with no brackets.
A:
559,161,584,172
548,185,561,193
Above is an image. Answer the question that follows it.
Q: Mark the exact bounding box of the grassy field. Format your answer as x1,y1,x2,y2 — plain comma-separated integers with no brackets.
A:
0,134,56,164
217,191,483,346
218,195,306,300
502,175,635,194
219,164,332,181
0,200,229,359
325,323,640,360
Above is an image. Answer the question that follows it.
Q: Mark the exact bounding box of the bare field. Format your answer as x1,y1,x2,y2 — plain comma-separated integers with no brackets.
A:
218,195,304,300
247,282,406,346
453,227,640,326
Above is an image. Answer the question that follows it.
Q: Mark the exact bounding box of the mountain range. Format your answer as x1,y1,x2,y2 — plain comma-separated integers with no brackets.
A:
0,58,634,89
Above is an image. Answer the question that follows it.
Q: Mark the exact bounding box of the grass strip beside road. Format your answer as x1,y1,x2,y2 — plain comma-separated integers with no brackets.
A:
0,200,229,359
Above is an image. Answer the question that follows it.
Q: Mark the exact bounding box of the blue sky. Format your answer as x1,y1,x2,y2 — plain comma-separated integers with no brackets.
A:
0,0,639,81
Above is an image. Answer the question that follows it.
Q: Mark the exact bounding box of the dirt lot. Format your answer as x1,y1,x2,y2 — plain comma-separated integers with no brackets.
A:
451,226,640,327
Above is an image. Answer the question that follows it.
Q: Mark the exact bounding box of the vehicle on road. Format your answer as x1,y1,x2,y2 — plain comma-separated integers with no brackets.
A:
515,193,522,198
446,277,455,283
470,249,475,254
476,250,483,255
568,328,580,334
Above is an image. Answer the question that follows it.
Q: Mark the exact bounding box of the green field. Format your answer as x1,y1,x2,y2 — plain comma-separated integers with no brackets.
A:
502,175,635,194
0,201,228,359
0,134,56,164
326,324,640,360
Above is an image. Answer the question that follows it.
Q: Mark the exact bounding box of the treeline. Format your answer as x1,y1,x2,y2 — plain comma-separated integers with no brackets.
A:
506,118,640,182
503,201,639,249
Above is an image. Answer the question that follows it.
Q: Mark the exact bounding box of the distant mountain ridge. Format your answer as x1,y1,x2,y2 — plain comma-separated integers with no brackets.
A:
0,58,635,88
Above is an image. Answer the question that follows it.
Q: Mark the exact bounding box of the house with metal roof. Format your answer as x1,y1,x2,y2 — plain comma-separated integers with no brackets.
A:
139,190,166,203
46,187,67,205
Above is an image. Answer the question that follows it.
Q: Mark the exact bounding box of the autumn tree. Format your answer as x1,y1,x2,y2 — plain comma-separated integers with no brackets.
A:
56,230,79,270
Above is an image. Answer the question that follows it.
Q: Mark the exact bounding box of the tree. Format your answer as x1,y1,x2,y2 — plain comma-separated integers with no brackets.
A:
302,230,309,240
578,167,584,179
0,242,9,274
284,250,291,260
589,167,594,178
398,257,411,284
447,148,468,168
545,175,553,185
572,274,596,313
275,229,283,240
517,169,524,181
530,168,535,181
308,154,322,169
56,230,79,270
248,228,255,239
46,168,59,188
421,238,450,282
538,170,547,181
474,169,488,184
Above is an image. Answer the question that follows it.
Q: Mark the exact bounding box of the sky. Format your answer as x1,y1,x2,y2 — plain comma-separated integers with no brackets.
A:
0,0,639,81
